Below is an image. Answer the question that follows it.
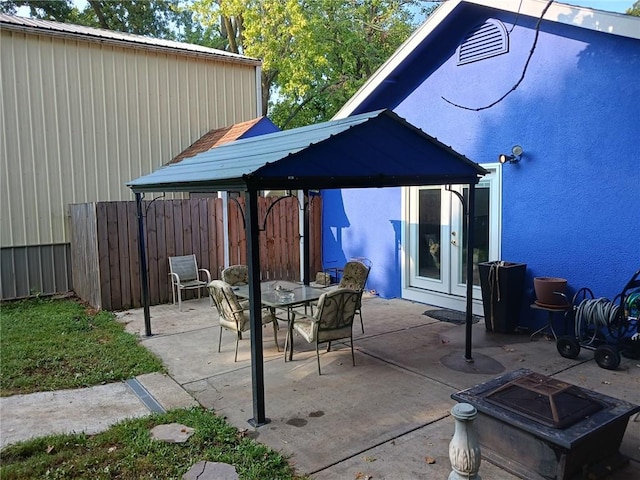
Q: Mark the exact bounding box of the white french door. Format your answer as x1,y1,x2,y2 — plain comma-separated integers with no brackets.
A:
405,165,501,308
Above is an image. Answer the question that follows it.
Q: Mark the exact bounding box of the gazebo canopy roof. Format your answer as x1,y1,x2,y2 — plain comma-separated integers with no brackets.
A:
127,109,487,193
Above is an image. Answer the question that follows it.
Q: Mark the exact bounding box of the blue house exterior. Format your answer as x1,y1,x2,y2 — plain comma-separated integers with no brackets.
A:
325,0,640,325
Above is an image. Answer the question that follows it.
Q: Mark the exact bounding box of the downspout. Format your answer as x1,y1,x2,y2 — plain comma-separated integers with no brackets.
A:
135,192,152,336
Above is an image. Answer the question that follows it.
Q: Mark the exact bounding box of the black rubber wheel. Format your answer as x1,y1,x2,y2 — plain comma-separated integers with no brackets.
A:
594,345,621,370
557,336,580,359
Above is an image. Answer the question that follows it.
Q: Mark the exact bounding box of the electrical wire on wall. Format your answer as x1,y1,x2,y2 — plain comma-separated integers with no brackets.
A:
441,0,554,111
509,0,525,33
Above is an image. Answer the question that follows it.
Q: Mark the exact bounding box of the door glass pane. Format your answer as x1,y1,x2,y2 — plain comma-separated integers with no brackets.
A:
461,185,490,286
418,189,441,279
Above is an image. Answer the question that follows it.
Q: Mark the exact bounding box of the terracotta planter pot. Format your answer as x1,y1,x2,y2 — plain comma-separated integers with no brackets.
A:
533,277,568,307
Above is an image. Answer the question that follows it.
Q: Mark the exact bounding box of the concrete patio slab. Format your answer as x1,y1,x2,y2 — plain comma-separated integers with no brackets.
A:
116,295,639,479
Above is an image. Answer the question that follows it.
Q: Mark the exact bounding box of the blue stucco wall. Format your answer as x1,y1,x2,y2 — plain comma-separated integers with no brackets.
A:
322,187,403,298
325,7,640,313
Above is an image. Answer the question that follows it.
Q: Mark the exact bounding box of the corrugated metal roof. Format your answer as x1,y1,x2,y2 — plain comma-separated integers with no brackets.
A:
128,109,487,193
0,13,260,65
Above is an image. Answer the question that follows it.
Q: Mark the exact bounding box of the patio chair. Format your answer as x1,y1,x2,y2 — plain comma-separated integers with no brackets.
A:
318,258,371,332
285,288,361,375
221,264,249,286
208,280,279,362
221,264,250,308
169,254,212,311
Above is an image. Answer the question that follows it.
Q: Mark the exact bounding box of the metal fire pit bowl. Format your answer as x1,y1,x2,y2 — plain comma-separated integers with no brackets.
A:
452,369,640,480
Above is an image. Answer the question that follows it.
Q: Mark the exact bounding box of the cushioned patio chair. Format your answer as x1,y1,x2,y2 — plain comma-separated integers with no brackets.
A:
338,258,371,333
285,288,361,375
169,254,212,311
208,280,279,362
221,264,249,286
221,264,250,309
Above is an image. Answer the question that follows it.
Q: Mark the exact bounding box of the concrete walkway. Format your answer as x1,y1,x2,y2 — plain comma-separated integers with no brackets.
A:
0,372,197,449
2,294,639,479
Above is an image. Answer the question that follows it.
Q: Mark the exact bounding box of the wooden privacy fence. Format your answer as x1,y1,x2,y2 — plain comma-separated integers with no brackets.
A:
70,197,322,311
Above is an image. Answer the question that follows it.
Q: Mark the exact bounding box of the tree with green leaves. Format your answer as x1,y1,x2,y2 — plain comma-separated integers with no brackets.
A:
191,0,432,128
627,1,640,16
0,0,193,40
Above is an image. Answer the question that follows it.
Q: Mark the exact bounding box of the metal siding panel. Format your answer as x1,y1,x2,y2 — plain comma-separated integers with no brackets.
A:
79,45,97,202
0,32,21,246
125,50,144,181
225,67,235,125
186,57,199,146
0,245,72,299
11,249,29,297
2,32,31,247
157,56,172,169
102,46,120,200
53,243,72,294
2,27,259,301
2,29,258,249
66,40,86,204
0,248,17,298
138,55,152,178
93,47,109,200
114,51,132,189
51,40,72,242
24,35,43,244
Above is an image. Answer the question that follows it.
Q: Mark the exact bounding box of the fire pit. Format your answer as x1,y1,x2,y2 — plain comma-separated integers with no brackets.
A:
452,369,640,480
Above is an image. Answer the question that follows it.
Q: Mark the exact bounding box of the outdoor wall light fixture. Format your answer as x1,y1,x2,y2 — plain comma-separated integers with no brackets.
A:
499,145,523,164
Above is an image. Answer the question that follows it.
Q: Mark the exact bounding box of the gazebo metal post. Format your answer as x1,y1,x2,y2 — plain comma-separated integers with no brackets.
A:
245,189,269,427
302,189,310,285
464,183,476,362
135,192,152,337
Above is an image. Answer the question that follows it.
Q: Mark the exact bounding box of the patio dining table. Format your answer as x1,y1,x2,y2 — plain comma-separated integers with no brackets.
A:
234,280,328,359
234,281,326,309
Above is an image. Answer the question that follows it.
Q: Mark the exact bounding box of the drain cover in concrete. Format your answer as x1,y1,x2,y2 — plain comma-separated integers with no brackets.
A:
150,423,195,443
183,461,238,480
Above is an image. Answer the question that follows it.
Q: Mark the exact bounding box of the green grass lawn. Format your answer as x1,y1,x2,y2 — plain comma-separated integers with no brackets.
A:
0,297,164,396
0,296,307,479
0,407,304,479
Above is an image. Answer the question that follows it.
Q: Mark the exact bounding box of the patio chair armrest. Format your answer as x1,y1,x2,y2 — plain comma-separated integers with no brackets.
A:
169,272,180,284
199,268,212,283
291,310,316,324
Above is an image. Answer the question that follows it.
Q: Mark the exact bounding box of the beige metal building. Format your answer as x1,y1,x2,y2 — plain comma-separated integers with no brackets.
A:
0,14,262,299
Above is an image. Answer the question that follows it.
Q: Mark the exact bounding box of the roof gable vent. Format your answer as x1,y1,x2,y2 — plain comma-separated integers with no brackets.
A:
457,19,508,66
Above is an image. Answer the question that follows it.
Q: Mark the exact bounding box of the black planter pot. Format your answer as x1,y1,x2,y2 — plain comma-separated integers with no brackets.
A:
478,261,527,333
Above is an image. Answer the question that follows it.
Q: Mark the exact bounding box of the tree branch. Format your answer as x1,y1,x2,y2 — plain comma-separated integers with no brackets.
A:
88,0,109,30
